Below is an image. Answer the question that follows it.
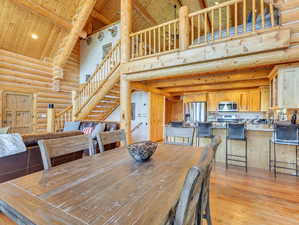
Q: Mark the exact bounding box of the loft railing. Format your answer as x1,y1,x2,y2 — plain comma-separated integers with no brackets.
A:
129,0,279,59
55,106,72,131
75,41,121,115
130,19,180,59
189,0,278,47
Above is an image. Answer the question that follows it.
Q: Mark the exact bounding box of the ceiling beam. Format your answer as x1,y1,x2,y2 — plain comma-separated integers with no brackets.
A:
131,82,179,101
198,0,212,30
133,0,158,26
96,0,111,12
91,9,112,25
9,0,86,38
53,0,97,72
161,79,270,93
145,68,271,88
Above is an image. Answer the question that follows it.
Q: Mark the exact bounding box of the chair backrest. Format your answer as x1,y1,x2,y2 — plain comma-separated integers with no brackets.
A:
227,123,246,140
165,136,222,225
197,122,213,137
0,127,10,134
38,134,94,170
96,129,127,153
274,124,299,143
165,127,194,146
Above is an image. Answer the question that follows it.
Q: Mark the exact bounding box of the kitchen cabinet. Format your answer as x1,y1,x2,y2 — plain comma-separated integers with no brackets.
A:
260,86,270,112
270,64,299,109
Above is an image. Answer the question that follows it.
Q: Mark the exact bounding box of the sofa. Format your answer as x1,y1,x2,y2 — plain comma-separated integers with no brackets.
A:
0,121,120,184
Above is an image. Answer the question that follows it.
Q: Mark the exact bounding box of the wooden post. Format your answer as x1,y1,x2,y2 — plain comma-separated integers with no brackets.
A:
179,6,190,50
0,90,3,128
120,74,132,144
72,90,77,121
121,0,132,63
47,104,55,133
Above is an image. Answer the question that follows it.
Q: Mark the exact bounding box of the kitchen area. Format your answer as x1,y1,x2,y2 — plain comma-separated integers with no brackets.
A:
165,64,299,176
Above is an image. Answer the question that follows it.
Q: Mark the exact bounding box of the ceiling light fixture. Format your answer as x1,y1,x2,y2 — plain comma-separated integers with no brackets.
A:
31,33,38,40
215,2,219,4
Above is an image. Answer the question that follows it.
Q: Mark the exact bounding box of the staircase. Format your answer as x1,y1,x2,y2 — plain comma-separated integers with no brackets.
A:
55,41,121,131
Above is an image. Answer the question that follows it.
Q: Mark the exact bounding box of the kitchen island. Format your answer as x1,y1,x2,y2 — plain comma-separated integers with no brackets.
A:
168,123,297,174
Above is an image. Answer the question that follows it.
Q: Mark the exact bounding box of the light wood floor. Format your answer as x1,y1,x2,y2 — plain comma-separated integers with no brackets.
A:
1,165,298,225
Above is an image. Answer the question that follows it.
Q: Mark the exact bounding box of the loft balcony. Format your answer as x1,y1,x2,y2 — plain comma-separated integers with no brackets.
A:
123,0,293,80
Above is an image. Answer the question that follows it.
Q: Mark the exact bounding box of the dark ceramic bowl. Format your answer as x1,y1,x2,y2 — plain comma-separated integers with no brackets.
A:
128,141,158,162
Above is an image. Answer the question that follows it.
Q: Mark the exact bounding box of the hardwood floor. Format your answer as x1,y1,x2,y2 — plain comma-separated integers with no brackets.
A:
0,164,298,225
210,164,299,225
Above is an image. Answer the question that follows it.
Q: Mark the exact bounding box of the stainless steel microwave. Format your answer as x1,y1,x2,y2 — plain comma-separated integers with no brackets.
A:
217,101,238,112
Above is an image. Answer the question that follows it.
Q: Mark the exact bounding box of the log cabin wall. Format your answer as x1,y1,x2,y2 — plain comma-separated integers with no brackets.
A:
0,43,80,133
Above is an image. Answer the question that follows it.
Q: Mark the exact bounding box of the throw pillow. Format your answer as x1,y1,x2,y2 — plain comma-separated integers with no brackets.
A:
83,127,94,135
63,121,80,132
0,127,10,134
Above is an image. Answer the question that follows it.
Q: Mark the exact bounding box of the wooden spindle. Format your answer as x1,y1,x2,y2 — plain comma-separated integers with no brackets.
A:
191,16,194,44
131,36,134,58
211,10,214,41
226,5,230,37
219,8,222,39
163,25,166,51
168,23,171,50
174,22,177,49
154,28,156,53
234,1,238,35
243,0,247,32
253,0,256,31
205,12,208,42
158,26,161,53
261,0,265,28
149,30,152,54
270,1,275,27
198,14,201,43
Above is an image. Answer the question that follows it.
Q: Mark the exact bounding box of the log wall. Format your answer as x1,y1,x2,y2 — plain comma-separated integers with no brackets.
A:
0,44,80,133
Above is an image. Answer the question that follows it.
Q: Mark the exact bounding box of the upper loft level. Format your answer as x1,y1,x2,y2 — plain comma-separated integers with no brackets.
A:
129,0,280,60
120,0,298,81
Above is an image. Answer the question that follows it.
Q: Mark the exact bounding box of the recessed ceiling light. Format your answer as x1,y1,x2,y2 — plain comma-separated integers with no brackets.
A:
31,33,38,40
215,2,219,4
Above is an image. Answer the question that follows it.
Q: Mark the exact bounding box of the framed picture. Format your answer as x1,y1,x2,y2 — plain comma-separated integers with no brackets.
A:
102,43,112,59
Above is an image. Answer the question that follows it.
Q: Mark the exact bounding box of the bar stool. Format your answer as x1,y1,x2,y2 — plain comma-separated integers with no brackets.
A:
225,123,248,172
196,122,214,146
269,124,299,177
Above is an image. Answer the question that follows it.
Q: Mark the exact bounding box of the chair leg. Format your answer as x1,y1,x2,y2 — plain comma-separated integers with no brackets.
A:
245,139,248,173
225,137,228,169
269,140,271,172
274,142,277,177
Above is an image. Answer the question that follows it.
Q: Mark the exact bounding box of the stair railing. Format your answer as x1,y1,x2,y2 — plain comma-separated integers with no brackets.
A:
54,106,73,131
75,40,121,115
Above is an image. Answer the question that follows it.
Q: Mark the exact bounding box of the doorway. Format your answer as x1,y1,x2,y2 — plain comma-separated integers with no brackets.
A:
2,92,33,134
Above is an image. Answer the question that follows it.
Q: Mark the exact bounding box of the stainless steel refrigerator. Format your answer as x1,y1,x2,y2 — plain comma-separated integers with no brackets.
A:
184,102,207,122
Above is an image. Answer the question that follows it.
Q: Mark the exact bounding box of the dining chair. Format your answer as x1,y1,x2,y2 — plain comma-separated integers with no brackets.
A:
96,129,127,153
164,126,195,146
38,135,95,170
165,136,221,225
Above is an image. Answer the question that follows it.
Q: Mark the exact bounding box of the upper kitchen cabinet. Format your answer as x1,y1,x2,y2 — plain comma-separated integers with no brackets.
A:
270,64,299,109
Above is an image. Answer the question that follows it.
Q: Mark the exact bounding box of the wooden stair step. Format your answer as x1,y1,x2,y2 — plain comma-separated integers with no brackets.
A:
106,91,120,97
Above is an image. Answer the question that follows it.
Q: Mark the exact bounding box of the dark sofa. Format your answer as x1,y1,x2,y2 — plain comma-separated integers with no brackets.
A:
0,121,120,183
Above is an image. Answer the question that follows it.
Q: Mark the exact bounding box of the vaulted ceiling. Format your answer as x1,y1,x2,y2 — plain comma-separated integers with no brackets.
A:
0,0,222,60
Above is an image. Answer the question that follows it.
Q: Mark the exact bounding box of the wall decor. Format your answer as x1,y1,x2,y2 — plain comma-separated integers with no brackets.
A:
102,43,112,59
108,26,118,37
86,37,92,45
97,31,104,41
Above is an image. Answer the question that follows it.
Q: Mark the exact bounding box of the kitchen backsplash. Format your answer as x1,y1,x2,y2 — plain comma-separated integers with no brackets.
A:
208,112,267,121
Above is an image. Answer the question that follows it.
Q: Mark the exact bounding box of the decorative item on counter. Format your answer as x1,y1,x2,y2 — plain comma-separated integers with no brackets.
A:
291,110,297,125
128,141,158,162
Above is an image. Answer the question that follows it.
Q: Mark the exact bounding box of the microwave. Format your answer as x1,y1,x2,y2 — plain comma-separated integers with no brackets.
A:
217,101,238,112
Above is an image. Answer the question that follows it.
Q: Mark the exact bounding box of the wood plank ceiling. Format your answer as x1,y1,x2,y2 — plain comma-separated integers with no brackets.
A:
0,0,220,60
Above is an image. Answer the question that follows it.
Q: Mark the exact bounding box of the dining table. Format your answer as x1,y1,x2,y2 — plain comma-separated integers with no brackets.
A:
0,144,203,225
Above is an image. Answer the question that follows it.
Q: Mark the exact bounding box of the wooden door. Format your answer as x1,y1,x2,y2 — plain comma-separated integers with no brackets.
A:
3,92,33,134
148,93,165,142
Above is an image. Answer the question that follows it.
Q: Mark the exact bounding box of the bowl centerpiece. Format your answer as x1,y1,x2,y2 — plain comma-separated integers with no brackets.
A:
127,141,158,162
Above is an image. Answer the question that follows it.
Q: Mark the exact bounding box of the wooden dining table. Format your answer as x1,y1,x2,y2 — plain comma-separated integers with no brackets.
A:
0,144,203,225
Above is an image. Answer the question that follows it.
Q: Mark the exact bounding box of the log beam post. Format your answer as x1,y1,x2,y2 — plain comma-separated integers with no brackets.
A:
179,6,190,50
120,74,132,144
121,0,132,63
47,104,55,133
